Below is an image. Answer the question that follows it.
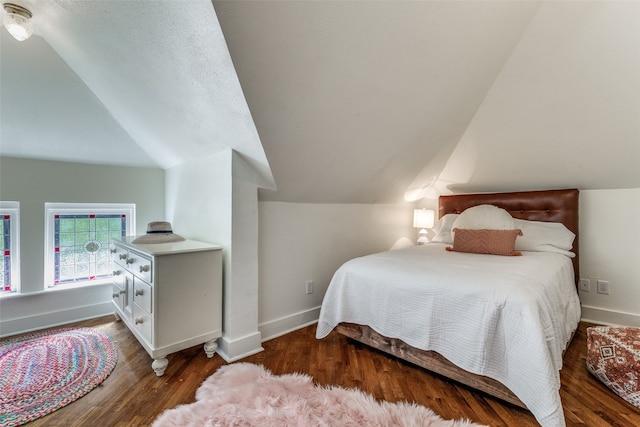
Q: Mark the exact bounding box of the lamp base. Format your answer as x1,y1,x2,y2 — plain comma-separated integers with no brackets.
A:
416,229,429,245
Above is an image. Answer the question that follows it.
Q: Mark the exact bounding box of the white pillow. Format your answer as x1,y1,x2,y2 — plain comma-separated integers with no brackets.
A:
514,218,576,257
431,214,458,244
452,204,515,230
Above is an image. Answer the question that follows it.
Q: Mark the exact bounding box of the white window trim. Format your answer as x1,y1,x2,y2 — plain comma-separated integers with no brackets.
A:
0,201,20,294
44,203,135,288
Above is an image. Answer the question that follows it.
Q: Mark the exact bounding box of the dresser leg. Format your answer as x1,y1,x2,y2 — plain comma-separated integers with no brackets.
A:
152,357,169,376
204,339,218,358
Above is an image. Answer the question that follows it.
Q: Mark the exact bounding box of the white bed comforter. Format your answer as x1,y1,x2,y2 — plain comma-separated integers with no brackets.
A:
316,243,581,427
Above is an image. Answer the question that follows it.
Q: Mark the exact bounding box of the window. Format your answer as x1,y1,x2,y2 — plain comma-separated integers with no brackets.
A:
45,203,135,287
0,201,20,293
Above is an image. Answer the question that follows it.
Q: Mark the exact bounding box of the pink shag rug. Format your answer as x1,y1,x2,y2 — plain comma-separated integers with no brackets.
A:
153,363,486,427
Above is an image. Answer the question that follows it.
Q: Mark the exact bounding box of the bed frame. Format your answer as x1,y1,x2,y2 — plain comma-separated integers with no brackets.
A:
336,188,580,409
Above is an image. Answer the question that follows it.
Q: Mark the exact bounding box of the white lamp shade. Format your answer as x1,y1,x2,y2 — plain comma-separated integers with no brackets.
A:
413,209,435,229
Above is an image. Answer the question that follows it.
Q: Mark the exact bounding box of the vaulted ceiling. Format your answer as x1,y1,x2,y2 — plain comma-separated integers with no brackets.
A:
1,0,274,188
1,1,639,204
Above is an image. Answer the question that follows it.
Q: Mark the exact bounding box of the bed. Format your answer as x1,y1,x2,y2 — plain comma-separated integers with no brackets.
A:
316,189,581,427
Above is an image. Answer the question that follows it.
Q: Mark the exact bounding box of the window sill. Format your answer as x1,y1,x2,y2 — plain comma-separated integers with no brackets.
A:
0,279,113,299
46,278,113,293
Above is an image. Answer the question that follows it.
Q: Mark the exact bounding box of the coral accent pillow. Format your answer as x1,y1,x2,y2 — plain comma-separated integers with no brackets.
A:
447,228,523,256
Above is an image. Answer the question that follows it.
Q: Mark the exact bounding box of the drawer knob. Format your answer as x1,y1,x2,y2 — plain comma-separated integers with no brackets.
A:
112,270,121,276
110,248,116,254
139,265,150,273
119,254,127,260
126,257,134,265
135,317,144,325
112,293,119,298
135,289,144,296
112,289,125,298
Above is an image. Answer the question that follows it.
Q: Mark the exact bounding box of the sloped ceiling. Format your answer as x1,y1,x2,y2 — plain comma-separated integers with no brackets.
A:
215,0,639,203
427,0,640,198
1,32,157,167
214,0,543,203
1,1,639,204
1,0,274,187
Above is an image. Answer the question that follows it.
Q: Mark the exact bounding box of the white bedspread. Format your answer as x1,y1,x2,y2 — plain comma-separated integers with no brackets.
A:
316,243,581,427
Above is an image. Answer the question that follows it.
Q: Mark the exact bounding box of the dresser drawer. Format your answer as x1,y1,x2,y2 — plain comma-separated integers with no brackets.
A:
112,283,125,311
133,279,152,314
112,245,128,269
125,251,153,283
133,303,152,345
112,263,125,283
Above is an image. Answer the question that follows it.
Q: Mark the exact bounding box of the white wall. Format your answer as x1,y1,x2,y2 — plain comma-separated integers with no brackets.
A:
165,149,263,361
0,157,164,336
258,188,640,339
258,201,415,340
3,155,636,343
579,188,640,326
227,153,262,356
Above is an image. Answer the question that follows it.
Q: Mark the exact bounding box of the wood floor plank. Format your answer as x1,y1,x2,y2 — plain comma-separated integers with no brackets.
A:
4,317,639,426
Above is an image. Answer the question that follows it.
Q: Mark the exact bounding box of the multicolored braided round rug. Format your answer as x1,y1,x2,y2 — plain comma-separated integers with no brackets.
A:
0,327,118,427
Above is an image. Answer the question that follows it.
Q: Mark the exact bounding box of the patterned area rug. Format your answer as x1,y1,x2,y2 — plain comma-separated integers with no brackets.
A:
153,363,487,427
0,327,118,427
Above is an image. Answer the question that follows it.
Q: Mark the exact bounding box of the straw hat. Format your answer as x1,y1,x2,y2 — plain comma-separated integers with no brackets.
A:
132,221,185,244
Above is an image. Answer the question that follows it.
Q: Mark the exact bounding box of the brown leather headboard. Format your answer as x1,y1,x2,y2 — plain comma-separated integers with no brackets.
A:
439,189,580,285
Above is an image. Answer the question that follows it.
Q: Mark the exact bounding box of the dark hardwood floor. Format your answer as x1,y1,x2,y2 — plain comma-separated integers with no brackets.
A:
9,316,640,426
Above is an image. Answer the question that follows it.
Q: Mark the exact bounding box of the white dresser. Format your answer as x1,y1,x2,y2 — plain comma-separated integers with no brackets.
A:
111,237,222,376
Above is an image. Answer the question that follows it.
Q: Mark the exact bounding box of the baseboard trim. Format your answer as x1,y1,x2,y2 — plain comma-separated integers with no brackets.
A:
259,306,321,342
581,305,640,327
216,330,264,363
0,302,114,338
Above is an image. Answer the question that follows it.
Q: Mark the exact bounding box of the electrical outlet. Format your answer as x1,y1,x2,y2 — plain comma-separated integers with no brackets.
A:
596,280,610,295
305,280,314,295
579,278,590,292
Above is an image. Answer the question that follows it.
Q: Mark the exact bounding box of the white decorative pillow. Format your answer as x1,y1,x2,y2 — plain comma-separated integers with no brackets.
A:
431,214,458,244
452,204,515,230
514,218,576,257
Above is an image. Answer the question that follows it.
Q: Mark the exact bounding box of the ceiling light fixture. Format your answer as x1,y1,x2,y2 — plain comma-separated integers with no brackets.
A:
3,3,33,41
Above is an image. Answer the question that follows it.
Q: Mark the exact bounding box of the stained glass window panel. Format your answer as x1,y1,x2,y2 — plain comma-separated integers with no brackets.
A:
1,215,10,292
53,214,126,285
